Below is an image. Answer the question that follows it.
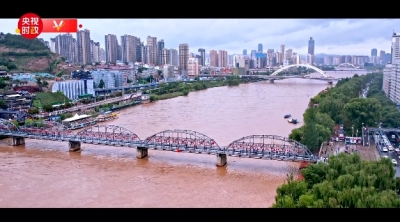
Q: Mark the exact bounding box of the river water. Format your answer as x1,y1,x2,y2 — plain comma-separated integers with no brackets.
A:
0,70,367,208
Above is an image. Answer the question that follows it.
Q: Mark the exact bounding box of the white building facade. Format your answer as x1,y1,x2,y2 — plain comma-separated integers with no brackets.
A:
384,33,400,105
52,79,95,100
383,64,392,97
91,70,127,89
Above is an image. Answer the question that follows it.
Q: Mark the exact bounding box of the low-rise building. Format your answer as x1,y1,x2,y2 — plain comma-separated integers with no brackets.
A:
141,94,150,103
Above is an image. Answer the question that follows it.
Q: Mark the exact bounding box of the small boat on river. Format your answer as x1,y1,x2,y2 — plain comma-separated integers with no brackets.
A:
288,118,298,124
96,111,118,122
284,114,291,118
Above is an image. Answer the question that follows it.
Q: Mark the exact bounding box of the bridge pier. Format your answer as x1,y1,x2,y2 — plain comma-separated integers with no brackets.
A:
69,141,81,152
269,79,275,83
12,137,25,146
216,153,227,167
136,147,148,159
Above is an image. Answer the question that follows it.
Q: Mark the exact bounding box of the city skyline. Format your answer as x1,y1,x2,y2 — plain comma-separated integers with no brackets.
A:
0,19,398,55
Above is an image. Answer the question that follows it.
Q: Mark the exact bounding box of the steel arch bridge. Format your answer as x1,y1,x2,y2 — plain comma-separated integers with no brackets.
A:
76,125,141,146
0,119,19,135
144,129,222,153
335,63,356,69
226,135,314,160
19,121,76,140
0,119,317,163
270,64,327,78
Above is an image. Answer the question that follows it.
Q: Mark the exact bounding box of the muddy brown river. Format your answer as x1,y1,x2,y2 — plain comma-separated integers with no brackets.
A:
0,71,366,207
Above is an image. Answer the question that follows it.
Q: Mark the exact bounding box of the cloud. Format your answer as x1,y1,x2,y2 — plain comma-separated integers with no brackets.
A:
0,19,398,56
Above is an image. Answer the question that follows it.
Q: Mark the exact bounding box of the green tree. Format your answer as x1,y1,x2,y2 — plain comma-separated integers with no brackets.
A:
27,108,39,114
344,97,382,130
98,79,105,89
273,153,400,208
36,77,48,91
0,99,6,109
42,104,53,112
146,75,154,83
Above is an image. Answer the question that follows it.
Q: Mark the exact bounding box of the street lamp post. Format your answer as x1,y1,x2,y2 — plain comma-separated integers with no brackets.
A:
352,125,354,137
362,123,364,146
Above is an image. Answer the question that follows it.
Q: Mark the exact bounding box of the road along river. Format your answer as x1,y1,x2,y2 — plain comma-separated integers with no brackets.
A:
0,70,366,207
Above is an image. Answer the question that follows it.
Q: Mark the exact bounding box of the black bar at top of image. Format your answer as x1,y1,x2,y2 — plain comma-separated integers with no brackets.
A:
2,3,397,19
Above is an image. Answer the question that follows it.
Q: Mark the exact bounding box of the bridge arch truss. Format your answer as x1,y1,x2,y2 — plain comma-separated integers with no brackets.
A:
226,135,315,161
335,63,356,69
270,64,327,78
19,121,75,140
0,119,20,135
76,125,141,146
144,129,222,153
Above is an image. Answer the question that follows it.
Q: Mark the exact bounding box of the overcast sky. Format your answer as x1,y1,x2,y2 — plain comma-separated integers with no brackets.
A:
1,19,398,56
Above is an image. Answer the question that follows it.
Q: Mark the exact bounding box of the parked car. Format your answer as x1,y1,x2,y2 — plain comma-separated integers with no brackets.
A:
392,159,398,166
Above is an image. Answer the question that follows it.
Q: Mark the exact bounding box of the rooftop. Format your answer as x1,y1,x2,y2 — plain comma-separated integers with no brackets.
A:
63,113,91,122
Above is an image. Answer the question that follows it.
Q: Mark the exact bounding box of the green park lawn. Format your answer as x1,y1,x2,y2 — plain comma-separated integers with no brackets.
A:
33,92,70,108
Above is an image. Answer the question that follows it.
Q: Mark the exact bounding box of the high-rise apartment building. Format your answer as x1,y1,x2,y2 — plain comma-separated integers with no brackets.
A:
280,45,285,65
136,41,145,63
389,64,400,104
146,36,157,65
157,40,164,66
187,58,199,77
243,49,247,55
76,29,92,65
143,46,148,64
371,48,377,57
233,55,245,68
162,49,170,65
104,34,118,64
392,32,400,64
198,48,205,66
308,37,315,55
209,50,218,67
267,49,274,66
383,64,392,97
54,34,75,63
169,49,178,67
91,41,100,63
73,38,78,64
258,44,263,53
380,50,386,64
308,37,315,65
179,43,189,74
286,49,293,60
99,48,106,62
386,32,400,105
307,54,314,65
275,52,282,64
117,44,122,61
218,50,228,68
228,55,233,67
121,34,138,63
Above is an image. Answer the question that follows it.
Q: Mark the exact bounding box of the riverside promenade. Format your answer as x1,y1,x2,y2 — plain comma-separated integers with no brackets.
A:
319,141,380,161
